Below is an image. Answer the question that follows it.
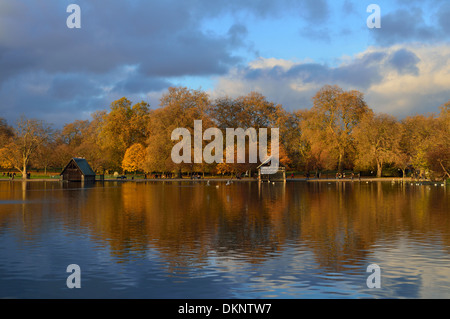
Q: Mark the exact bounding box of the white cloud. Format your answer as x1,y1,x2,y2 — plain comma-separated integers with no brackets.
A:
211,44,450,117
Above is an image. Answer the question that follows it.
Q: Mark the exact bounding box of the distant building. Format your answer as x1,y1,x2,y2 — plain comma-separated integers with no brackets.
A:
60,158,96,182
257,156,286,182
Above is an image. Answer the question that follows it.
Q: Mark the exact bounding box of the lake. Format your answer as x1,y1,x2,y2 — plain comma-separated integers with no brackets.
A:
0,180,449,299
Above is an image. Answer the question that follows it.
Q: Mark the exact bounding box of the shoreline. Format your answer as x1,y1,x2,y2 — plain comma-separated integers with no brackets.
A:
0,177,433,183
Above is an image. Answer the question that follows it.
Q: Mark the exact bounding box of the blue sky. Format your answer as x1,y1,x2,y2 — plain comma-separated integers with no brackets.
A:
0,0,449,127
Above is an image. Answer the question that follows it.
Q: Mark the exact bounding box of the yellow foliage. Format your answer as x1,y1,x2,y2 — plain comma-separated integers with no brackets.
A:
122,143,146,173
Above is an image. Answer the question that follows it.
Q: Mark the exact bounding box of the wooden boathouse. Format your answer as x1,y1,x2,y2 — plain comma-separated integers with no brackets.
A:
60,158,96,182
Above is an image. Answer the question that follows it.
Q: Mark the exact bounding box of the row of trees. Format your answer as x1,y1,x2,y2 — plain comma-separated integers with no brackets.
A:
0,85,449,180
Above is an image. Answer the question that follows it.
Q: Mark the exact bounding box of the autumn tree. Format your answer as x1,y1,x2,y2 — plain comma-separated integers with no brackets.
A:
122,143,146,174
298,109,336,173
305,85,371,173
0,118,14,146
144,87,213,176
353,113,401,178
210,92,279,130
32,132,57,175
60,120,90,146
0,118,14,170
275,108,304,171
209,92,283,175
97,98,150,170
401,114,435,178
392,122,411,179
426,103,450,179
0,116,52,179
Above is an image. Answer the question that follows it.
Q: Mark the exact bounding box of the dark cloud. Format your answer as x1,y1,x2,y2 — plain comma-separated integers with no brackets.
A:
0,0,330,80
260,51,389,89
113,73,172,94
341,0,356,15
388,49,421,75
300,0,330,23
0,0,333,125
370,3,450,46
371,8,438,46
286,63,330,83
437,3,450,33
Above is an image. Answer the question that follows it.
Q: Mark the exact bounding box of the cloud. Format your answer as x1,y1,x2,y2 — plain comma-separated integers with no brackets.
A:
387,49,421,75
0,0,334,125
0,0,331,82
211,44,450,118
370,3,450,46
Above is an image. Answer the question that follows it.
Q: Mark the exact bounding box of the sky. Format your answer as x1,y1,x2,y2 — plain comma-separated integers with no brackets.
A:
0,0,449,127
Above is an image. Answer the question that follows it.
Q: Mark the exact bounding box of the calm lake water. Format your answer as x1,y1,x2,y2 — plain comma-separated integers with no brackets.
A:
0,180,449,299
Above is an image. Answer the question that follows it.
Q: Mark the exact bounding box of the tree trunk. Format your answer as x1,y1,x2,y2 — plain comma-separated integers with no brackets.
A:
22,160,28,180
338,151,344,173
376,160,382,178
439,159,450,179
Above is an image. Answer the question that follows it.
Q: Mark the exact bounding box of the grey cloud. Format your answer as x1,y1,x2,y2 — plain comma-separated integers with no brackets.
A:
437,3,450,33
283,51,388,89
48,74,103,100
0,1,245,81
341,0,356,15
370,5,450,46
114,74,172,94
388,49,421,75
0,0,328,86
286,63,330,83
2,0,289,125
300,0,330,23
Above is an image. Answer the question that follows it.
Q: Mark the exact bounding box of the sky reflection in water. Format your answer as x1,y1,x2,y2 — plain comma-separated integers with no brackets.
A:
0,180,449,299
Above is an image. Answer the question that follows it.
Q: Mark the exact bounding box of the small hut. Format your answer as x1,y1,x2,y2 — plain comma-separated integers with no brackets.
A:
257,156,286,182
60,158,96,182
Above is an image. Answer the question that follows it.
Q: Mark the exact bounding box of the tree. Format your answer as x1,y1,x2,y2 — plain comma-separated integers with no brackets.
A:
32,134,57,176
426,103,450,179
209,92,282,174
60,120,90,146
144,87,213,176
275,108,303,171
210,92,279,130
401,114,435,178
353,113,400,178
122,143,146,174
0,118,14,146
97,98,150,170
0,118,14,169
0,116,52,179
306,85,371,173
298,109,336,173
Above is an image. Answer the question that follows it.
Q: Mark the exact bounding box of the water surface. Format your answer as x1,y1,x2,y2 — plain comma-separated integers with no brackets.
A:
0,180,449,299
